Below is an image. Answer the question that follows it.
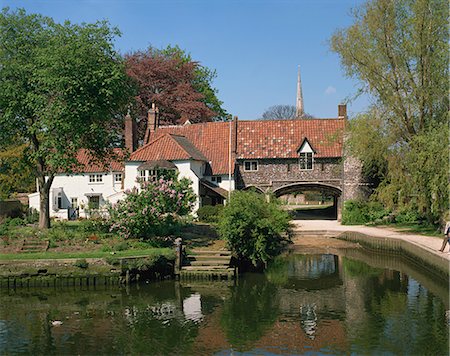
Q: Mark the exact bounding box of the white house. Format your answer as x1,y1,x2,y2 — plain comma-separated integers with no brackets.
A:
28,108,234,219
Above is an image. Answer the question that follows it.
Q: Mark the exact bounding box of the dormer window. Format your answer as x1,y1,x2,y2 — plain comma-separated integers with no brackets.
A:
298,138,314,170
299,152,313,170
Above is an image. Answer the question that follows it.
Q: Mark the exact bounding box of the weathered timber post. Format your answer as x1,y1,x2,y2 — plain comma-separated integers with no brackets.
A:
174,238,183,277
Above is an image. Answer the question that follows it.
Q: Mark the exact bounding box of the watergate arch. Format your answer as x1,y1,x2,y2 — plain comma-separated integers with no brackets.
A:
273,182,343,220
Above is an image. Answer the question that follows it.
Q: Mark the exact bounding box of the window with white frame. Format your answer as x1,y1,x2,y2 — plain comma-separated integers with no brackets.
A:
71,197,78,209
244,161,258,171
89,174,103,183
138,169,157,182
299,152,313,170
114,173,123,183
211,176,222,183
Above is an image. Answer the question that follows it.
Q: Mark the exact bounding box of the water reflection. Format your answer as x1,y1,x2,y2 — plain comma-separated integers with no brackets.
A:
0,250,448,355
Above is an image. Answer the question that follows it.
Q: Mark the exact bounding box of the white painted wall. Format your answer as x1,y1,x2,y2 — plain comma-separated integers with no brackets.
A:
28,159,236,219
28,172,124,219
174,160,201,212
124,161,142,191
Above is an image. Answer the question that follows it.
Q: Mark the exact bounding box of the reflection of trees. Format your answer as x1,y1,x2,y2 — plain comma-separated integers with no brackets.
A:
220,273,279,351
349,272,448,355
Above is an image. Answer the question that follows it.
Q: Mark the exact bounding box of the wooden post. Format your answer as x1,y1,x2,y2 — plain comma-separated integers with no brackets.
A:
174,237,183,276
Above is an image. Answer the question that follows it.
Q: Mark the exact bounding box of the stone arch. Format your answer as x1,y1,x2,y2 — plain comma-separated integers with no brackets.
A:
241,185,265,194
273,182,342,198
273,182,342,220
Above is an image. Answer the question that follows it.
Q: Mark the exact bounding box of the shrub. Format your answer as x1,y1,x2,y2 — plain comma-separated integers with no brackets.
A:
395,208,422,224
218,191,291,267
108,174,195,239
342,200,390,225
105,256,120,266
7,217,25,227
197,205,224,223
74,259,89,269
114,241,129,251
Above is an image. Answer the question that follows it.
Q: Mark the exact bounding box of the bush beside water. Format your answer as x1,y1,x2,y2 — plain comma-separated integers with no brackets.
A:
197,205,223,224
218,191,291,267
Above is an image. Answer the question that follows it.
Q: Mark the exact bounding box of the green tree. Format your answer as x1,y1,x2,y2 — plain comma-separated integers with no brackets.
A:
331,0,448,223
218,191,291,267
0,144,35,199
158,45,228,121
0,8,132,228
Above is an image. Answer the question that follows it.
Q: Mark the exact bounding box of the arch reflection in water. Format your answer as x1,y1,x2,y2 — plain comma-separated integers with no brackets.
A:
0,251,448,355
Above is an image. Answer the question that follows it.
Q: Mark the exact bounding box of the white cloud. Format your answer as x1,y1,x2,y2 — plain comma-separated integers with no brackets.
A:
325,86,336,95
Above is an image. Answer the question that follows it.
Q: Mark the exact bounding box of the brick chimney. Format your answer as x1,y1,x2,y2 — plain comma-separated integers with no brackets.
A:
124,111,137,153
233,116,238,154
143,103,159,144
338,104,347,119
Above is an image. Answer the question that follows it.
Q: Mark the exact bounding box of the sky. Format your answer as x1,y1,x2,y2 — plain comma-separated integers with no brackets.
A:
2,0,371,120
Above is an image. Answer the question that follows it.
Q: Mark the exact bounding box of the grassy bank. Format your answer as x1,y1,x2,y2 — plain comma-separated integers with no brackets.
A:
0,247,174,261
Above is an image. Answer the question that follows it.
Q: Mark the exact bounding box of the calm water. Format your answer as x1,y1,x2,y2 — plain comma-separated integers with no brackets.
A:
1,250,449,355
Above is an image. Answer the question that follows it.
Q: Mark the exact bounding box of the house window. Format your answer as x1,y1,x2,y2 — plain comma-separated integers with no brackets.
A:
71,198,78,209
211,176,222,184
88,196,100,209
114,173,123,182
57,193,63,209
299,152,313,170
89,174,103,183
244,161,258,171
138,169,157,182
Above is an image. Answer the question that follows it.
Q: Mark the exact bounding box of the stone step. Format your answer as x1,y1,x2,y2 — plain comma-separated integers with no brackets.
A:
189,260,230,266
19,240,49,253
181,266,232,271
187,255,231,261
190,250,232,256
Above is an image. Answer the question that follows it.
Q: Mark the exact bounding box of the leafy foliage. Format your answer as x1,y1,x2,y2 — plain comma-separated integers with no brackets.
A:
108,174,195,240
125,45,227,136
196,205,223,224
342,200,390,225
260,104,313,120
0,145,35,199
218,191,291,266
0,8,133,228
332,0,449,224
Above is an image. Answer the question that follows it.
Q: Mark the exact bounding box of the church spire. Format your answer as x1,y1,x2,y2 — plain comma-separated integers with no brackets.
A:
296,65,304,118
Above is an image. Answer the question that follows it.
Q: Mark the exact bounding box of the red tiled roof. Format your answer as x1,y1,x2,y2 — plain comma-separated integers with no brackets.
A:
130,133,208,162
128,118,344,175
237,119,344,158
71,148,125,173
131,122,234,175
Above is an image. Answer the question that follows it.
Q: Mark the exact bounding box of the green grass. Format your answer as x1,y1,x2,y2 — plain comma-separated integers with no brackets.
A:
386,222,442,237
0,248,174,261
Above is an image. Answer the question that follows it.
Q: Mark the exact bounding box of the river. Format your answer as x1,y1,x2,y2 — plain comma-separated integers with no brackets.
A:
1,248,448,355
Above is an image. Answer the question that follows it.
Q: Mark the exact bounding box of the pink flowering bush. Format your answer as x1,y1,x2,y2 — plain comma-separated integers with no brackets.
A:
108,174,195,240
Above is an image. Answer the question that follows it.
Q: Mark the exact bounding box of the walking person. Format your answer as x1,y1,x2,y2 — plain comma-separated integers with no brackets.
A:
439,220,450,252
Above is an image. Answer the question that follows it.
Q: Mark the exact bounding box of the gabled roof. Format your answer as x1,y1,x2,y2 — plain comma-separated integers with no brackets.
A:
128,118,344,175
237,119,344,159
130,133,207,162
296,137,315,153
69,148,125,173
132,122,234,175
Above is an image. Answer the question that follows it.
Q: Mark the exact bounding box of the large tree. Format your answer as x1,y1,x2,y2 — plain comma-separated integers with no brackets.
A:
0,8,132,228
125,45,226,136
332,0,448,223
260,105,313,120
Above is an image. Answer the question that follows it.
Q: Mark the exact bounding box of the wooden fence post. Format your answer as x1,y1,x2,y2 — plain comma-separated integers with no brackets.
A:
174,238,183,276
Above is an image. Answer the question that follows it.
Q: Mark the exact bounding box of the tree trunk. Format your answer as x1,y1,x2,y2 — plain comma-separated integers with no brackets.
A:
37,175,54,229
38,189,51,229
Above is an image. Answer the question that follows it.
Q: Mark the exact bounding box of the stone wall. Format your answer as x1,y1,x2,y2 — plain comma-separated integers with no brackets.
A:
235,158,343,193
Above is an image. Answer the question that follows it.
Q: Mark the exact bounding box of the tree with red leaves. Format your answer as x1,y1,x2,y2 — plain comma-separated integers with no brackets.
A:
126,46,226,134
